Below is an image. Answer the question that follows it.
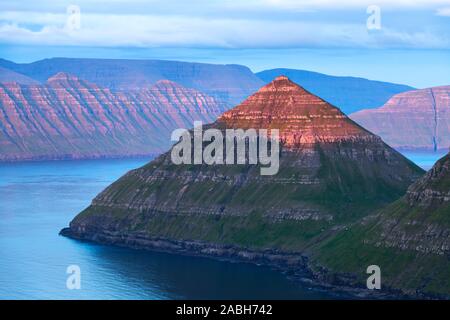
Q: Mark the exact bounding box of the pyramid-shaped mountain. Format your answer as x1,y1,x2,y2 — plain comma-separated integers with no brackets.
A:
218,76,371,144
313,152,450,297
61,76,424,256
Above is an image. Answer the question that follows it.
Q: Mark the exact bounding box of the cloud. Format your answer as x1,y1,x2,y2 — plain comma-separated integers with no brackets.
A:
3,0,450,13
263,0,450,11
436,7,450,15
0,1,450,49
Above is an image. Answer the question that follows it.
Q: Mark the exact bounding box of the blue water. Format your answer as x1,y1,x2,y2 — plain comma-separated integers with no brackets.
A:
0,158,339,300
0,152,444,299
400,151,447,170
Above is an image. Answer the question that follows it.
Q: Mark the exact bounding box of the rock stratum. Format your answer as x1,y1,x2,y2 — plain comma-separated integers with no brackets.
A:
0,73,226,161
257,68,414,115
3,57,437,161
62,76,426,297
314,152,450,297
351,86,450,152
2,58,418,113
0,58,263,106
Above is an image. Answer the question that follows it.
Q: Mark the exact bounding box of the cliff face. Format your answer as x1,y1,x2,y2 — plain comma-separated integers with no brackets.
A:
314,152,450,297
0,58,263,105
0,73,226,161
257,69,414,115
2,58,416,111
407,152,450,207
62,77,423,273
350,86,450,152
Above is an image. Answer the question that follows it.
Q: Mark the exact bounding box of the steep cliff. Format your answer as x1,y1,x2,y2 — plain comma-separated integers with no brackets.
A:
62,76,423,269
0,73,226,161
314,152,450,297
350,86,450,152
0,58,264,105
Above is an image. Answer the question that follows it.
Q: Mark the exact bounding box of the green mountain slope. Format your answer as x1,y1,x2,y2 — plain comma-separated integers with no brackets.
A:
313,152,450,297
61,77,424,296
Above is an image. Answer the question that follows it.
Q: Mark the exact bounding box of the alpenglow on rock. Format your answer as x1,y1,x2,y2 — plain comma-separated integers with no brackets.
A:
61,76,423,273
0,57,263,106
350,86,450,152
0,73,226,160
257,68,414,114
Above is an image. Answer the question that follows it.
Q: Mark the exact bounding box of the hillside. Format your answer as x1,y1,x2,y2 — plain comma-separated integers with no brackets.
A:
313,152,450,297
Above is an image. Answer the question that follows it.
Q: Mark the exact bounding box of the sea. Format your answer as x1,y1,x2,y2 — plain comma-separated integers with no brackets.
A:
0,151,446,299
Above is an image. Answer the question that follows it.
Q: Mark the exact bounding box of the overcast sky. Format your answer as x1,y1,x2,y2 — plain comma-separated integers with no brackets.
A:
1,0,449,88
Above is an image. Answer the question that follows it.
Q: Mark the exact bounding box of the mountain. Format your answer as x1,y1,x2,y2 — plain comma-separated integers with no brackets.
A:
61,76,423,289
1,59,415,111
256,68,414,114
313,152,450,297
350,86,450,152
0,58,264,105
0,66,39,85
0,73,226,161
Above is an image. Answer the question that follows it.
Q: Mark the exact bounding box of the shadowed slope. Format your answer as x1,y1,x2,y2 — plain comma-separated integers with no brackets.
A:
314,152,450,297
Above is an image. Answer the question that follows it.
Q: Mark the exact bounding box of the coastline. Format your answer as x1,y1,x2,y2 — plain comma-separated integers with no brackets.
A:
59,227,412,300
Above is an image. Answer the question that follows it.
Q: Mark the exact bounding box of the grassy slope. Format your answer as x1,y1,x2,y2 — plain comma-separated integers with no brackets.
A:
312,198,450,297
74,143,423,254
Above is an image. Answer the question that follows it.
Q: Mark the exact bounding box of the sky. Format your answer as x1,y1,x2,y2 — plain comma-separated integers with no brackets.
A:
0,0,449,88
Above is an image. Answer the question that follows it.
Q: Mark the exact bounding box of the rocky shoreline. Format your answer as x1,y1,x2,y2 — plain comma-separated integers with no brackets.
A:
59,226,410,300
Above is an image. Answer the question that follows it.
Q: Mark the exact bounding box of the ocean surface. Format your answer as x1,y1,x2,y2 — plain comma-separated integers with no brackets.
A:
0,151,446,299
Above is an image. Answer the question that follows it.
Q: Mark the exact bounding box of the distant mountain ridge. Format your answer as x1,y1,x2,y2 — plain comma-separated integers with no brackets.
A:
0,57,431,161
0,66,39,85
257,68,415,114
0,72,226,161
0,58,264,106
1,58,416,114
351,86,450,152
